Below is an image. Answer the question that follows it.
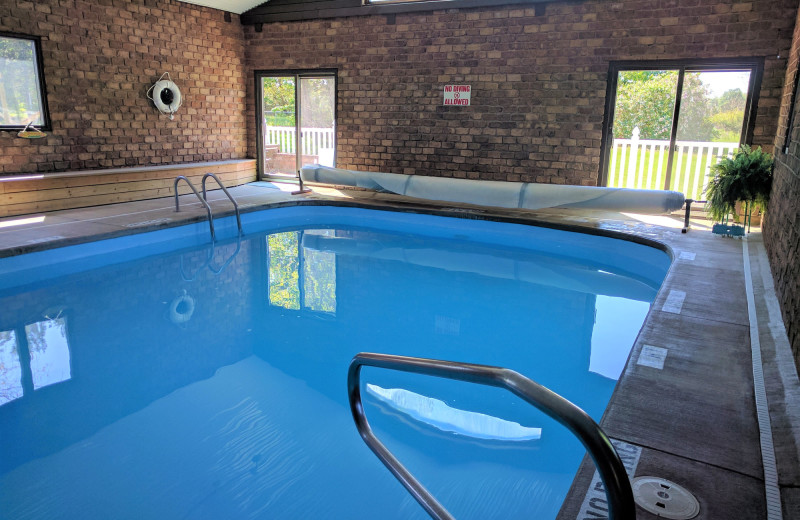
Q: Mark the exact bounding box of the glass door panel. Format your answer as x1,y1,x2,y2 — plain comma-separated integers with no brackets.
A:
261,76,297,178
669,70,751,200
607,70,678,190
299,77,336,169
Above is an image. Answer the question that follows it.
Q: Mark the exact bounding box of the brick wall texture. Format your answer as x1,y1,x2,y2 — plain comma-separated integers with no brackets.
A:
244,0,796,185
0,0,248,174
765,3,800,369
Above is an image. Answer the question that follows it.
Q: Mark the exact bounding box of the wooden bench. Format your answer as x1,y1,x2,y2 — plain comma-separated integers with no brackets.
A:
0,159,257,218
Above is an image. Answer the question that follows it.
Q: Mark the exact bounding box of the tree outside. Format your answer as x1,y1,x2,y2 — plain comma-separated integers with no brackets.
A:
613,70,748,143
299,77,335,128
262,77,295,127
613,70,678,140
262,76,335,128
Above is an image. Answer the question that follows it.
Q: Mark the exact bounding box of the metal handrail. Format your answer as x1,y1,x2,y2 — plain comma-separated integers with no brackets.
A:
202,172,242,235
347,352,636,520
174,175,215,241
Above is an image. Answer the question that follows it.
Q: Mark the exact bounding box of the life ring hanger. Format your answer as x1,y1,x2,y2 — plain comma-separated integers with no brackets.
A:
147,72,182,120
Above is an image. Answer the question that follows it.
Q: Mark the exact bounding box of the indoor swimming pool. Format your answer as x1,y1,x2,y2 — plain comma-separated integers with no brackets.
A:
0,206,671,519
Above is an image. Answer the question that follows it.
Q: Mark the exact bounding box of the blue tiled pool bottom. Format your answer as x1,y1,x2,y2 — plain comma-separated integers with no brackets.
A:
0,207,669,519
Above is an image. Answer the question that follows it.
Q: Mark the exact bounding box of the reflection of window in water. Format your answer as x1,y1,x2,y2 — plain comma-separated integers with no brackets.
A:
268,231,301,310
267,230,336,314
0,331,22,405
589,295,650,380
26,318,71,390
0,317,72,407
303,230,336,313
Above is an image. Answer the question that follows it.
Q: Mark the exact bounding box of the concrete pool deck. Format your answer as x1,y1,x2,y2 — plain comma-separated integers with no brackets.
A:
0,180,798,519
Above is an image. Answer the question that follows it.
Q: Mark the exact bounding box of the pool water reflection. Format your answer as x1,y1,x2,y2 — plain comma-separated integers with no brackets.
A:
0,208,668,520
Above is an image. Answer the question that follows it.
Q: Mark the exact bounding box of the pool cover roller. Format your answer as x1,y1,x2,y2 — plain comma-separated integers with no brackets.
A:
301,165,686,214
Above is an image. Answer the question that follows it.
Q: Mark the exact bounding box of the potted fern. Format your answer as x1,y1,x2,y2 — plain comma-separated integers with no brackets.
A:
705,145,773,235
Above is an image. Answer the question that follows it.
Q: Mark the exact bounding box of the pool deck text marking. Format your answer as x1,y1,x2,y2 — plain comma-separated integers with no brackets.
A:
637,345,668,370
577,439,642,519
662,290,686,314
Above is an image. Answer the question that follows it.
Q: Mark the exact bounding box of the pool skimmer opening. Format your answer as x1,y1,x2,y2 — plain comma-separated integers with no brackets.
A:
632,477,700,519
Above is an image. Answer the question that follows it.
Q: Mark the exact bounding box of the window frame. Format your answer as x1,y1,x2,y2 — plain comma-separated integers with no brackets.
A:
0,31,51,131
254,68,338,181
598,57,764,189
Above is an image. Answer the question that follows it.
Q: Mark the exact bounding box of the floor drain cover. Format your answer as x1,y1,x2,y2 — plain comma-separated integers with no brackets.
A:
632,477,700,519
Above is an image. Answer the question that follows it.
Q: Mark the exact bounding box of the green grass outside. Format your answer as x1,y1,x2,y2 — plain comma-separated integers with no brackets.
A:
607,145,735,200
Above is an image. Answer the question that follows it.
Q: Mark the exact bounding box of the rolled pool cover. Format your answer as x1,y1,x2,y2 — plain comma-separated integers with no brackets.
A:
301,165,686,214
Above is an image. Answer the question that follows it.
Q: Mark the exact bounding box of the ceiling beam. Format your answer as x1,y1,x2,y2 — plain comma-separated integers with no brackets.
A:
241,0,549,24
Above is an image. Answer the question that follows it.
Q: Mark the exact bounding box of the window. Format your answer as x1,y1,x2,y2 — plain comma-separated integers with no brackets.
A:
256,70,337,179
0,32,50,130
600,58,763,200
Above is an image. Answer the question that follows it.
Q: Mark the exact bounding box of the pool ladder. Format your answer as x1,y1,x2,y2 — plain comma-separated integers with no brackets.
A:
174,173,242,241
348,353,637,520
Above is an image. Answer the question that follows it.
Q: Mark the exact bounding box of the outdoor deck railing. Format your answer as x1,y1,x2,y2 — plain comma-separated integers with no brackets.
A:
264,125,335,156
608,129,738,200
266,124,735,201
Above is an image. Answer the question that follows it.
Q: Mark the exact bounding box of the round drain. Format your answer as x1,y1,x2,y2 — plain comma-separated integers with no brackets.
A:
632,477,700,519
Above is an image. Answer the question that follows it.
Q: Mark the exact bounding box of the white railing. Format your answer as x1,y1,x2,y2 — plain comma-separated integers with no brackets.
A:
264,125,335,157
608,128,738,201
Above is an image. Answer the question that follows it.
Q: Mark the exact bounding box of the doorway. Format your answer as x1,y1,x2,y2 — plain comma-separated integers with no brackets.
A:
600,59,762,201
256,70,337,179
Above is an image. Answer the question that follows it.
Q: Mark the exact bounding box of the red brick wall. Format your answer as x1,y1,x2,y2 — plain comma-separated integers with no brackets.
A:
244,0,796,185
765,4,800,368
0,0,249,174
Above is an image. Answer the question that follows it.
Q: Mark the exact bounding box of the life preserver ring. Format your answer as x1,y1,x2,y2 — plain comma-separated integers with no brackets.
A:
169,292,195,324
147,73,182,118
152,79,182,114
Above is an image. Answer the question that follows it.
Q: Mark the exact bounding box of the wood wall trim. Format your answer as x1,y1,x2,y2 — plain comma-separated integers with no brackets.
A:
0,160,256,183
0,160,257,218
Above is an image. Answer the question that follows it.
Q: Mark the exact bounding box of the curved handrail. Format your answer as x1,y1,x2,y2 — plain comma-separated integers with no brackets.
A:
179,250,210,282
179,235,242,281
174,175,215,241
202,172,242,235
208,235,242,275
347,352,636,520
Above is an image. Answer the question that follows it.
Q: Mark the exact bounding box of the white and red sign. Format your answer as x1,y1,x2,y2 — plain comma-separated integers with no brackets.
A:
443,85,471,106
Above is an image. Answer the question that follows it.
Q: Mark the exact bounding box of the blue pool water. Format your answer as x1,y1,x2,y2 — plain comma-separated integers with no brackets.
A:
0,207,669,519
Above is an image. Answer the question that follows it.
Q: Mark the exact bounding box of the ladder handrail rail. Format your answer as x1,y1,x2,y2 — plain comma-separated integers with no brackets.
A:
179,235,242,281
347,352,636,520
202,172,242,235
174,175,215,241
208,235,242,275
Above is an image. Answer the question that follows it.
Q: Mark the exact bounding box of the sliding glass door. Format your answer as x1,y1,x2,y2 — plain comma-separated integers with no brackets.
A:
602,59,762,201
257,70,337,179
